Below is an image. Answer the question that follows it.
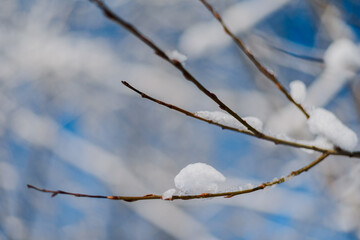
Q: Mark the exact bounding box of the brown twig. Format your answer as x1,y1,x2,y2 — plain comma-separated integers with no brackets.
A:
27,153,330,201
90,0,359,157
198,0,310,119
122,81,360,158
89,0,263,137
27,185,159,202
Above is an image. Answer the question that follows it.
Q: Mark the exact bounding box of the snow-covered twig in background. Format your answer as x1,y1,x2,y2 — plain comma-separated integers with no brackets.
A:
266,38,360,135
91,0,359,157
306,38,360,107
27,153,330,201
199,0,310,119
180,0,291,57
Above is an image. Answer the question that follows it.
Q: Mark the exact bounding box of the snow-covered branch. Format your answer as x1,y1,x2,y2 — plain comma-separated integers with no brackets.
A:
28,153,329,201
27,0,360,206
89,0,262,137
199,0,310,119
122,81,360,157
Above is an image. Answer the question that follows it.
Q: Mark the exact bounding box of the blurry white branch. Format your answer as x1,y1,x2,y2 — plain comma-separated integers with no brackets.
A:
179,0,291,58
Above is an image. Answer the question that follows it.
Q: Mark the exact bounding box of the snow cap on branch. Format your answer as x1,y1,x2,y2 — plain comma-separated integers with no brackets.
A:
174,163,226,194
162,188,176,200
307,108,358,151
167,50,187,64
299,136,334,154
289,80,306,104
195,111,263,132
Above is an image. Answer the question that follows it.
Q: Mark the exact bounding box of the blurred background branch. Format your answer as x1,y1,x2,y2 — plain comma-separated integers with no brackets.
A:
1,0,360,239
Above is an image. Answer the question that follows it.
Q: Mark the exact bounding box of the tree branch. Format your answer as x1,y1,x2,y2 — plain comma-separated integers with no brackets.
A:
198,0,310,119
27,153,330,201
122,81,360,158
90,0,359,157
89,0,263,137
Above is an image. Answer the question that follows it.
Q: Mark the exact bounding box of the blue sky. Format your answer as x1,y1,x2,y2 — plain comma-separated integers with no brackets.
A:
1,0,360,239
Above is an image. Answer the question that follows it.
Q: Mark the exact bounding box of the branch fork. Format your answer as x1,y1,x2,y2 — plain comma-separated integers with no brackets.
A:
28,0,359,202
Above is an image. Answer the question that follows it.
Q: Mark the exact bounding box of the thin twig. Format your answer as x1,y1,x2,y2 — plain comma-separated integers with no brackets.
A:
90,0,360,157
122,81,360,158
198,0,310,119
27,185,159,202
122,81,247,132
27,153,330,201
89,0,263,137
269,45,324,63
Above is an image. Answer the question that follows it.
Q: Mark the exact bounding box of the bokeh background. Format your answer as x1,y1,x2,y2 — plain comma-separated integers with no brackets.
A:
1,0,360,239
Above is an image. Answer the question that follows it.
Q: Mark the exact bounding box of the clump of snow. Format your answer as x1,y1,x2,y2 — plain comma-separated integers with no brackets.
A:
307,108,358,151
174,163,226,194
195,111,263,132
162,188,176,200
243,117,263,132
324,38,360,72
167,50,187,63
310,136,334,150
298,136,334,154
289,80,306,104
266,39,360,135
269,131,335,154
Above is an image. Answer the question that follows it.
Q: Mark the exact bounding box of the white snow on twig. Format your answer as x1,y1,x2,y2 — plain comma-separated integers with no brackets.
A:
270,132,334,154
174,163,226,194
289,80,306,104
167,50,187,63
266,39,360,135
162,188,176,200
195,111,263,132
298,136,335,154
307,108,358,151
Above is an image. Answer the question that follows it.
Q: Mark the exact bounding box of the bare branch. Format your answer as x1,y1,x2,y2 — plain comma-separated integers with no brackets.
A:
89,0,263,136
122,81,360,158
121,81,251,133
27,153,330,201
198,0,310,119
27,184,159,202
